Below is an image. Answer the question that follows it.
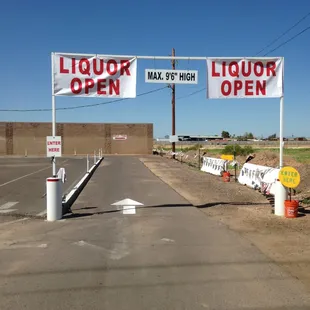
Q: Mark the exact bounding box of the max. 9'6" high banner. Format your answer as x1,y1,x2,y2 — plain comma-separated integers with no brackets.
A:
53,54,137,98
207,58,283,99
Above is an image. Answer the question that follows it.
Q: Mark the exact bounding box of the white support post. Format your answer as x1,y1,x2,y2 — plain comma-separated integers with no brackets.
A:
74,148,77,156
46,177,62,221
275,95,287,216
94,151,96,164
87,154,89,172
51,53,56,176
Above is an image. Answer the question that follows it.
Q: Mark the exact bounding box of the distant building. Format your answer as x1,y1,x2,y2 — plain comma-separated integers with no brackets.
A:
177,135,223,142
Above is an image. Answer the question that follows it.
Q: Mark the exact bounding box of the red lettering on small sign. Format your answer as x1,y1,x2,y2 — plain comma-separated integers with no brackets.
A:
47,141,61,146
48,148,60,152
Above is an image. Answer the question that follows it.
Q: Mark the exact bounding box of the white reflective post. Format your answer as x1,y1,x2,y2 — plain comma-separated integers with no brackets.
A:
46,177,62,221
275,96,287,216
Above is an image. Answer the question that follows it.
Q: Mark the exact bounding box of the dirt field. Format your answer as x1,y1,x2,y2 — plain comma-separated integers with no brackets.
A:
140,155,310,292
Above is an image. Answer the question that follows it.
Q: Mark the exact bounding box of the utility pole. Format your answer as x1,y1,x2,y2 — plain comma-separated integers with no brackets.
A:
171,48,176,159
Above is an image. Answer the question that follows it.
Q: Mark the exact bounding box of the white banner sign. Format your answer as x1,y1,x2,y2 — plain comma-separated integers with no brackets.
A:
53,54,137,98
46,136,62,157
145,69,198,84
201,157,227,176
206,58,283,99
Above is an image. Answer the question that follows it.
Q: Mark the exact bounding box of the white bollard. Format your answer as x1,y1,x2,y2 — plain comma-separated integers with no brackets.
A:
74,148,77,156
274,180,288,216
87,154,89,172
94,151,96,164
46,177,62,221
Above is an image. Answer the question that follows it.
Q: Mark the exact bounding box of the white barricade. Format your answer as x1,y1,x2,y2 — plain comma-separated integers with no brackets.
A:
238,163,279,195
57,167,67,183
201,157,227,176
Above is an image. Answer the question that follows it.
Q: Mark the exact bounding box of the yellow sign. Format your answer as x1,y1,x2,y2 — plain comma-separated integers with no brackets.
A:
221,154,234,161
279,166,300,188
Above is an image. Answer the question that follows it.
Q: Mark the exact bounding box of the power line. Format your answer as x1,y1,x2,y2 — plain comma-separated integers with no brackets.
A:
255,11,310,56
177,87,206,100
177,23,310,100
0,86,168,112
263,26,310,56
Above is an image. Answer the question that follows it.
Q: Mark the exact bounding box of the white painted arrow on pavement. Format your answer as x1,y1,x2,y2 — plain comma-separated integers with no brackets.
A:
111,198,144,215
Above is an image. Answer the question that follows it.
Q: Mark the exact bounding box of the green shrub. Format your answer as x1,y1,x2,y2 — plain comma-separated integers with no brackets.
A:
242,145,254,156
222,144,254,156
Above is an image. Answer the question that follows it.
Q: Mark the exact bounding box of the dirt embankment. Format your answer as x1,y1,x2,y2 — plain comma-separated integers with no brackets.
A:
160,149,310,200
140,156,310,292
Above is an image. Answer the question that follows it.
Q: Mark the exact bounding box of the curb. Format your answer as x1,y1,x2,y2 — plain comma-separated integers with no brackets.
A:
62,157,104,215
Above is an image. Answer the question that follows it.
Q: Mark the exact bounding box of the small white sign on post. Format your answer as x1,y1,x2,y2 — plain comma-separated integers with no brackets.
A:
46,136,62,157
113,135,127,141
169,135,179,143
145,69,198,84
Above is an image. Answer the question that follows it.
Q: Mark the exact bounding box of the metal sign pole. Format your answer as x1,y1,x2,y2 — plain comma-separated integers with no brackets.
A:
51,53,57,176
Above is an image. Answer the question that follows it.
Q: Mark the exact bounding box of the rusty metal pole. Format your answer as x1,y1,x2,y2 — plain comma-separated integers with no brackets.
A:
171,48,176,159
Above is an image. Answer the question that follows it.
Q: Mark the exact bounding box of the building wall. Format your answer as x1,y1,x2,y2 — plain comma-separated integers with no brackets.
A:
0,122,153,155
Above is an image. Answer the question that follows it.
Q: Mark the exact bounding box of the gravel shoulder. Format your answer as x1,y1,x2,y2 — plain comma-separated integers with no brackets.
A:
140,155,310,291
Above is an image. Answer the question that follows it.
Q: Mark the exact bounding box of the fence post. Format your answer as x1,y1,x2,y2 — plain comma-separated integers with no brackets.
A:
198,147,201,170
94,151,96,164
87,154,89,172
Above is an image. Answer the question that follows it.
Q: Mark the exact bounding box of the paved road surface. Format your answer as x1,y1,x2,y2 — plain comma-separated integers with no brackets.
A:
0,157,87,216
0,156,310,309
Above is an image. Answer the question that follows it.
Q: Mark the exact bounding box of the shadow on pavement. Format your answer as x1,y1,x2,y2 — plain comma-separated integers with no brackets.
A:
196,202,271,209
66,202,277,220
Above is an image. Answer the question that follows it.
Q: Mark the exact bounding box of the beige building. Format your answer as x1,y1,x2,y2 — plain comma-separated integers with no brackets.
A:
0,122,153,156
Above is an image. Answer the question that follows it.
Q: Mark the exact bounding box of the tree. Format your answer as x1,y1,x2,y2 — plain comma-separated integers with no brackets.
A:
247,132,254,139
243,132,254,140
221,131,230,138
267,133,277,140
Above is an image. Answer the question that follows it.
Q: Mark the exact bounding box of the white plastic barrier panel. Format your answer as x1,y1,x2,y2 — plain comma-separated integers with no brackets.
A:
57,167,67,183
238,163,280,195
201,157,227,176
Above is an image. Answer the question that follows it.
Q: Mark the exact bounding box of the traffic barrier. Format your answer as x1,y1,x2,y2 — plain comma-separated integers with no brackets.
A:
238,163,279,195
201,157,227,176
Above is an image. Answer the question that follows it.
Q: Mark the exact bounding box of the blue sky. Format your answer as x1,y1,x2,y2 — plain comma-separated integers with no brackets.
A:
0,0,310,138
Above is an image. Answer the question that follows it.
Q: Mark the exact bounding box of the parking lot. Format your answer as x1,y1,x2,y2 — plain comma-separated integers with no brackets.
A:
0,157,89,217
